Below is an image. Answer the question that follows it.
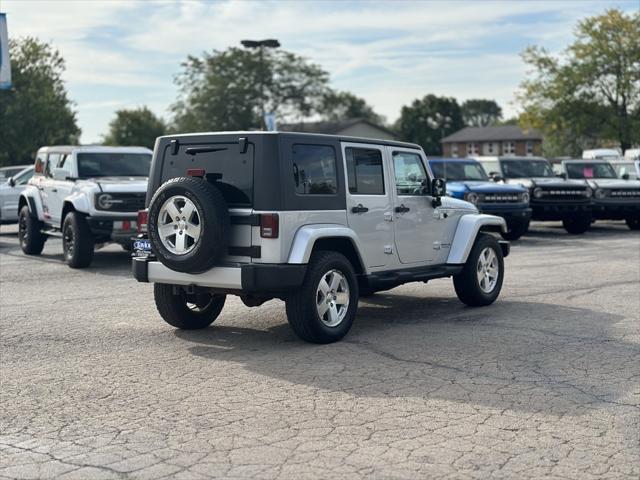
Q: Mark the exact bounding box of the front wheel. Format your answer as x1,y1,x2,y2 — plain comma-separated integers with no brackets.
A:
62,212,94,268
626,218,640,230
285,251,358,344
501,219,529,241
562,216,591,234
18,206,46,255
154,284,226,329
453,233,504,307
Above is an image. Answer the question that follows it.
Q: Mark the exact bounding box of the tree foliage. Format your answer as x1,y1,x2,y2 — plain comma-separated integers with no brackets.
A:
461,99,502,127
171,47,330,131
0,37,80,166
519,9,640,156
396,94,464,155
103,107,166,149
320,90,383,124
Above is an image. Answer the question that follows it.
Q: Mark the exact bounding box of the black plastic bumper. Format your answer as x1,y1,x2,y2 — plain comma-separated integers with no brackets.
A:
480,207,532,224
592,203,640,220
531,203,591,221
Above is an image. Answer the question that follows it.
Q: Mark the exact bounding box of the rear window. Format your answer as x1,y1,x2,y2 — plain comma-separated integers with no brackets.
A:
292,144,338,195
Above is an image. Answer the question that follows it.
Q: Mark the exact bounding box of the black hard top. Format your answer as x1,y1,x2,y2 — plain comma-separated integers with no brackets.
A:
158,131,422,151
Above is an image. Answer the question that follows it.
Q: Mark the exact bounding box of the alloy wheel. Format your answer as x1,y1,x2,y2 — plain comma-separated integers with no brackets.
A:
476,247,499,293
316,269,350,327
158,195,202,255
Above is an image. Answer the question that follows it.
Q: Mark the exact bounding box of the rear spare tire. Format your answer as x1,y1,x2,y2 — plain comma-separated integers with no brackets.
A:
148,177,230,273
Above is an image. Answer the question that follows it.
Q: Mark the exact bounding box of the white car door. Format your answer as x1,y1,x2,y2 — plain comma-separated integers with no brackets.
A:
342,142,395,270
388,147,440,265
41,153,66,225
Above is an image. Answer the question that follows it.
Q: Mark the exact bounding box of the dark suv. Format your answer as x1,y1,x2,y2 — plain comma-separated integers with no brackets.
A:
476,156,593,234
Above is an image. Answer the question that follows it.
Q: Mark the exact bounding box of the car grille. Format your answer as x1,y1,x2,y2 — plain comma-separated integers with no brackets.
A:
536,187,589,201
95,193,146,212
480,193,522,203
608,189,640,198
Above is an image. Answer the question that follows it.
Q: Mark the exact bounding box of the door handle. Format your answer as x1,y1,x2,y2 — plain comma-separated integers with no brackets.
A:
51,188,58,192
351,204,369,214
394,204,410,213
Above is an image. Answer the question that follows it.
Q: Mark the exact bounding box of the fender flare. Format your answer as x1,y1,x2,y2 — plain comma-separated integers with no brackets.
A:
447,214,507,265
62,191,91,214
19,187,44,220
287,224,369,274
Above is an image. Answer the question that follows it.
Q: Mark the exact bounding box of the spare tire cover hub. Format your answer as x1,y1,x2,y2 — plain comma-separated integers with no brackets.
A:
158,195,201,254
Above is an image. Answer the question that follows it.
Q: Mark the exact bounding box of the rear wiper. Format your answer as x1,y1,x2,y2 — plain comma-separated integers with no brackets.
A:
185,147,228,156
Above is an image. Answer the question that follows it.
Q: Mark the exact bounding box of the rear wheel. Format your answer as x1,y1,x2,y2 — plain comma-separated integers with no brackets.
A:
501,219,529,241
62,212,94,268
453,234,504,307
154,283,226,329
285,251,358,344
562,215,591,234
18,206,46,255
626,218,640,230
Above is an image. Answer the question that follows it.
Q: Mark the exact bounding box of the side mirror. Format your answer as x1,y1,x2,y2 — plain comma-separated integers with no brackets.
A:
431,178,446,207
622,173,630,180
8,177,16,187
489,172,503,182
53,168,69,181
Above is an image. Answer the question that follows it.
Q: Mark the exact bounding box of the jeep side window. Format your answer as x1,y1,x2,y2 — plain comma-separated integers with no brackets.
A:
292,144,338,195
345,147,385,195
44,153,62,178
393,152,427,195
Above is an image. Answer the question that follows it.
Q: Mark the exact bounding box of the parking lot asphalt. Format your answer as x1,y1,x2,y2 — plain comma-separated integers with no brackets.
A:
0,222,639,480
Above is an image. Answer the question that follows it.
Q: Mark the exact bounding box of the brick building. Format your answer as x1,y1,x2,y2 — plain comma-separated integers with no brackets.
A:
441,126,543,158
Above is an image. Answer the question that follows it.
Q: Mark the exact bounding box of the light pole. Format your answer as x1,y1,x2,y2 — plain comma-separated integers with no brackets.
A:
241,39,280,129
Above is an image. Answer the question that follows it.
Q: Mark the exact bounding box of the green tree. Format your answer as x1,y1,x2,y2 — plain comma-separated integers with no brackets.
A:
0,37,80,166
519,9,640,156
461,99,502,127
320,90,383,124
396,94,464,155
172,47,330,131
103,106,166,149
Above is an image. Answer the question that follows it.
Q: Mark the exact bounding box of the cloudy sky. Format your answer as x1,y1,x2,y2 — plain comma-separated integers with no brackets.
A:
2,0,636,143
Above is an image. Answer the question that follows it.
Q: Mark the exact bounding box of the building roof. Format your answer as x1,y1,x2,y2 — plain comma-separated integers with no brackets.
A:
279,118,397,138
441,126,542,143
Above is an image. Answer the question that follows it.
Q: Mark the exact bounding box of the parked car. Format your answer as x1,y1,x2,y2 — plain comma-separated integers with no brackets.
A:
555,159,640,230
18,145,152,268
132,132,510,344
609,160,640,180
475,156,593,234
0,166,34,224
428,158,531,240
582,149,623,161
624,149,640,161
0,164,31,183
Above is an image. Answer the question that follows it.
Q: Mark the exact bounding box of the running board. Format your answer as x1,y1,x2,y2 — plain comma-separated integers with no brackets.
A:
41,229,62,238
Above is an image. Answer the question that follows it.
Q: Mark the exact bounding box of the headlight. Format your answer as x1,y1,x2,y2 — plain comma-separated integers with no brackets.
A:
533,187,543,199
97,193,113,209
465,192,480,205
594,188,607,199
521,192,530,203
584,187,593,198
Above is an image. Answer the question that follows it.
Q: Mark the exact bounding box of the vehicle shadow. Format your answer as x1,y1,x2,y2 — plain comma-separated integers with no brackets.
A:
175,294,638,416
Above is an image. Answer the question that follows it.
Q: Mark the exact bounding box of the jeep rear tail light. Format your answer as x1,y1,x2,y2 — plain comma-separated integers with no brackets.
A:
260,213,279,239
137,209,149,233
186,168,205,177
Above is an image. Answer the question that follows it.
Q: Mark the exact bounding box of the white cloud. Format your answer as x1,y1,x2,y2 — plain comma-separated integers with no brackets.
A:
3,0,636,142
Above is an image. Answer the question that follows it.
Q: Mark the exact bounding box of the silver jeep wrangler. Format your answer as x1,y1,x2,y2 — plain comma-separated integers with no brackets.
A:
133,132,509,343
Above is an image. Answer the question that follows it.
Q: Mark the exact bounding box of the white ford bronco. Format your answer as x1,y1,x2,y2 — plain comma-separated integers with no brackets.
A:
18,145,152,268
132,132,509,343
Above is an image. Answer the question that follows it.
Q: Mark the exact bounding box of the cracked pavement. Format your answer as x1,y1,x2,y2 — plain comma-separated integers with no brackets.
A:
1,222,638,479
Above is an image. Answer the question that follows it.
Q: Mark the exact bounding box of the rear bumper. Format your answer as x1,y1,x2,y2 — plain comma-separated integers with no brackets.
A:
132,257,307,293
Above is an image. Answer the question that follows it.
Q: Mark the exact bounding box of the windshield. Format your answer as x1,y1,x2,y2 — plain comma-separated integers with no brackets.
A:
77,153,151,178
613,162,638,179
430,161,488,181
565,162,617,179
501,159,554,178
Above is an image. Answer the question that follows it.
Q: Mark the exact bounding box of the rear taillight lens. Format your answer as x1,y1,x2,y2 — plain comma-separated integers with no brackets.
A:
137,209,149,233
260,213,279,238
